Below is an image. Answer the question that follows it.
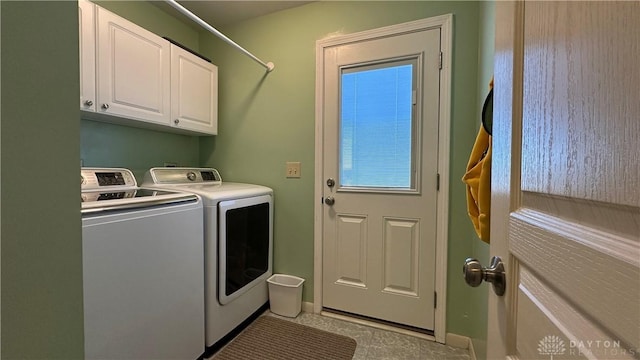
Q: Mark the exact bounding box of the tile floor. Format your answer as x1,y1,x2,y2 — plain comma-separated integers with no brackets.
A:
259,311,472,360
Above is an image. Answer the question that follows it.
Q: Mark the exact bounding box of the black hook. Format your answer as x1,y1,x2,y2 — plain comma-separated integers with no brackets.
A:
482,88,493,136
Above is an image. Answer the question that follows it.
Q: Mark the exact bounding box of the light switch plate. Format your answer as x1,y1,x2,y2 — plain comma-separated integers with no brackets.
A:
286,162,301,178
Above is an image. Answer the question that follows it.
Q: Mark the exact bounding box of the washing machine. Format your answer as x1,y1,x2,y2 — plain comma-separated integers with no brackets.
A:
81,167,205,360
142,167,273,353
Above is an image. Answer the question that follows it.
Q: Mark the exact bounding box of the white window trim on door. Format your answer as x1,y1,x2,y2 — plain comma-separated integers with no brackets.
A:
313,14,453,343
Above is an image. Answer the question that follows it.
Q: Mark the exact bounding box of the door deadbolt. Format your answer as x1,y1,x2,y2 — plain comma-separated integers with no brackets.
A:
463,256,506,296
326,178,335,187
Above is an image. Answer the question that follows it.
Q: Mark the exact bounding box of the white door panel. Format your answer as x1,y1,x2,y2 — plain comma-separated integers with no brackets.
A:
382,217,420,297
489,2,640,359
333,214,367,288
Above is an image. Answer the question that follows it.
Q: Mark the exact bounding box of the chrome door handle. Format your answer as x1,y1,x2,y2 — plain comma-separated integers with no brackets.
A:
463,256,506,296
324,196,335,205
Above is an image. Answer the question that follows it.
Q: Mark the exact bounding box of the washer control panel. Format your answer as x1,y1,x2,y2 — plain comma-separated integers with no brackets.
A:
145,167,222,185
81,167,137,191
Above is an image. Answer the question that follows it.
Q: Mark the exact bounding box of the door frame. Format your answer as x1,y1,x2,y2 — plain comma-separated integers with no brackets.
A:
488,2,524,358
313,15,453,343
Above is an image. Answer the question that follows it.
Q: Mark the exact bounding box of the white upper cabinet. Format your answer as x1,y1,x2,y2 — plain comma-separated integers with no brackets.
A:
79,1,217,135
79,0,96,112
96,6,171,126
170,45,218,135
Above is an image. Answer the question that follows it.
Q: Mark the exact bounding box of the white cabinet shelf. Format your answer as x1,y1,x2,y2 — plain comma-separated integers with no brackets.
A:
79,1,217,136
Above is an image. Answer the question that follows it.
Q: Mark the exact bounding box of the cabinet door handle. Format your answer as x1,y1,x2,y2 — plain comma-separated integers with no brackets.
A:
101,103,110,110
174,119,180,125
84,100,93,107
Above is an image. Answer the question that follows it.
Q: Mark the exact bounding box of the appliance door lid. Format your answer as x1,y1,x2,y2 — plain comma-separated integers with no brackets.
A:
81,190,198,214
218,194,273,305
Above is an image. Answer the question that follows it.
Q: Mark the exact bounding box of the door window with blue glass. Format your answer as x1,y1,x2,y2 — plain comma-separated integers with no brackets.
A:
340,59,418,191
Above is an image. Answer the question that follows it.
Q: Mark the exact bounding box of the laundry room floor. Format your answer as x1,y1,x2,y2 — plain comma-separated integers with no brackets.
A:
220,310,472,360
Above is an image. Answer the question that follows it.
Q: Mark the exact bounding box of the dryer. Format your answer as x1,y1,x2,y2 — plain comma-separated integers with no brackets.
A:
143,167,273,353
81,167,205,359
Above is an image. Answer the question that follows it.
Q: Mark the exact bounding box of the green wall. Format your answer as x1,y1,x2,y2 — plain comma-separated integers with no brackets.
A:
81,121,200,181
197,1,483,337
1,1,84,358
81,1,202,181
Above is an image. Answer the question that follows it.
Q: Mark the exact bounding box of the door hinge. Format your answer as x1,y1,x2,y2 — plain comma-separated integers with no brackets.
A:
434,291,437,308
439,52,443,70
436,173,440,191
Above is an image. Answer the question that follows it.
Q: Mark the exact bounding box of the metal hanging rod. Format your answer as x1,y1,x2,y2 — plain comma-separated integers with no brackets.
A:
165,0,275,73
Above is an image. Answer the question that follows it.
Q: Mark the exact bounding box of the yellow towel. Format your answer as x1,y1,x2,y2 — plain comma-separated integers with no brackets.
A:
462,121,492,243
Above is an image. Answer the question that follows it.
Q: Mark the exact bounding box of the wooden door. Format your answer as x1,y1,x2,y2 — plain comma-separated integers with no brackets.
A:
488,2,639,359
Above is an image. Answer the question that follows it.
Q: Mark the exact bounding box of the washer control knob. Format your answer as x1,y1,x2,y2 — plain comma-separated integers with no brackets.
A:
187,171,197,181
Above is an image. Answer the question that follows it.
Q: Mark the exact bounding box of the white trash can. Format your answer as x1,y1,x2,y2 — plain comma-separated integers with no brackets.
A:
267,274,305,318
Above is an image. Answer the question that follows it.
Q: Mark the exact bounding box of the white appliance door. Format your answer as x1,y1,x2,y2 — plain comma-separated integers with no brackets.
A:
82,201,204,360
218,194,273,305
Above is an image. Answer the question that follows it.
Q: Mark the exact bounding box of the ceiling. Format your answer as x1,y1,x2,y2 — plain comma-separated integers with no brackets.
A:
154,1,314,28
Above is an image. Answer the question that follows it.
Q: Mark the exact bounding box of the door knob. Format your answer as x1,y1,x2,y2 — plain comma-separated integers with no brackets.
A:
324,196,335,205
463,256,506,296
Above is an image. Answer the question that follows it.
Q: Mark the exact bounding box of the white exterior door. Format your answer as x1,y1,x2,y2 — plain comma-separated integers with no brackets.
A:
319,24,441,331
96,6,170,125
488,2,639,359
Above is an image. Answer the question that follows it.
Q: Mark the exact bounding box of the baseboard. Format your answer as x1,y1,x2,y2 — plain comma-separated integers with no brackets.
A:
445,333,477,360
301,301,314,314
445,333,469,348
468,337,477,360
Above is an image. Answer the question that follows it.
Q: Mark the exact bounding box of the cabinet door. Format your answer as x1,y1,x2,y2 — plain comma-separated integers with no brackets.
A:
79,0,96,111
96,7,170,125
171,45,218,135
